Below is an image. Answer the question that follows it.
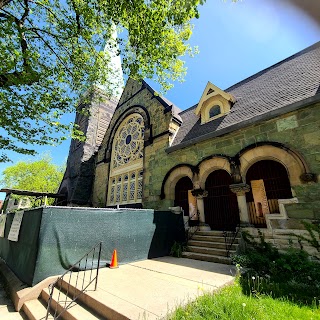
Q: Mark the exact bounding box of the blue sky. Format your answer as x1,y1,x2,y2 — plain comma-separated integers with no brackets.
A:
0,0,319,199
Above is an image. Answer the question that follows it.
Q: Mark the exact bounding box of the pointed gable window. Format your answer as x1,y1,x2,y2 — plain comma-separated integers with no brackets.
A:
209,105,221,118
195,82,236,124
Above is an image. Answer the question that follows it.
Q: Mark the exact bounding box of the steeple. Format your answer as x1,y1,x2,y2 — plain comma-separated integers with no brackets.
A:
96,24,124,101
58,25,123,206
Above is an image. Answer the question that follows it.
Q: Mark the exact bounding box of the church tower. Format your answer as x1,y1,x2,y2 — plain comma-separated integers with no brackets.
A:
59,29,123,205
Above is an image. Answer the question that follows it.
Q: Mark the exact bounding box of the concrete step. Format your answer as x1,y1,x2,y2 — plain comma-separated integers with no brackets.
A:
192,234,240,244
41,287,102,320
187,245,236,257
195,230,225,237
188,240,238,251
23,298,51,320
58,278,128,320
182,252,231,265
192,235,226,243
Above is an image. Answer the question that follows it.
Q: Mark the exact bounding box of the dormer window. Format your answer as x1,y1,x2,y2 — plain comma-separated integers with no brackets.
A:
209,105,221,118
195,82,236,124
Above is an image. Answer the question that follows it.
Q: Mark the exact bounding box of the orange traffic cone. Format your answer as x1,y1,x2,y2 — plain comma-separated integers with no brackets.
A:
109,249,119,269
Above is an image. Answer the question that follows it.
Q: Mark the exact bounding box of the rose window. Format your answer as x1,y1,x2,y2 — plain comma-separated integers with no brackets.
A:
113,114,144,168
108,113,144,205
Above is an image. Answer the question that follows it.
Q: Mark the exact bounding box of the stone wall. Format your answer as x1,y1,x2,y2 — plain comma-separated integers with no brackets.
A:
92,79,319,219
97,79,172,164
143,135,172,209
243,227,320,259
148,102,320,211
92,162,109,206
93,79,174,207
60,89,117,205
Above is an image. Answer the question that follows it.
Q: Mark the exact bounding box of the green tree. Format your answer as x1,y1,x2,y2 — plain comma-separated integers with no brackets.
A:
0,0,207,161
0,155,64,195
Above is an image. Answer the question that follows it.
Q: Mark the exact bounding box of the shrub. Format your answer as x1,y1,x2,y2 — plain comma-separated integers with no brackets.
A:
232,230,320,305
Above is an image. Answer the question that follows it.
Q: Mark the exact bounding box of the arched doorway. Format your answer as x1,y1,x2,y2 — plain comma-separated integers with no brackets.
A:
174,177,193,217
204,170,239,231
246,160,292,227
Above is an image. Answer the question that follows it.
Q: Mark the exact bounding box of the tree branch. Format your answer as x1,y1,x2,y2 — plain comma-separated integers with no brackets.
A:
0,1,41,87
71,0,81,32
31,28,74,77
0,70,40,87
0,0,12,10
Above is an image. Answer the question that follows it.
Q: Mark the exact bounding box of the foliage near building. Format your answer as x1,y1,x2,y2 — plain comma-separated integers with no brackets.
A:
0,155,64,195
0,0,207,161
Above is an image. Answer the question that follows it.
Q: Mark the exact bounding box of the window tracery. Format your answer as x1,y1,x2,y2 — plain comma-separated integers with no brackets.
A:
107,113,144,205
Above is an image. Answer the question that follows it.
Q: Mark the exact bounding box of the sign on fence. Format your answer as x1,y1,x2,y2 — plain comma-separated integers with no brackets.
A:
8,211,24,242
0,214,6,237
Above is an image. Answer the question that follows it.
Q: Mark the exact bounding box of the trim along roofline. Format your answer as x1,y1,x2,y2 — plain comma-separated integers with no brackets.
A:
166,94,320,154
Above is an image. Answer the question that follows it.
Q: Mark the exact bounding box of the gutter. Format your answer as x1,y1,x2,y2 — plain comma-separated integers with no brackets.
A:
166,94,320,154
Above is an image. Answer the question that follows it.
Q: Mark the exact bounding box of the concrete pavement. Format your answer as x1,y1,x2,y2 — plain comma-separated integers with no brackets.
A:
1,257,236,319
73,256,236,319
0,278,26,320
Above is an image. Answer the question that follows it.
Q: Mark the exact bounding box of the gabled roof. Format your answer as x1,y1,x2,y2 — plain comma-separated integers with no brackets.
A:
142,81,182,122
168,41,320,151
116,79,182,122
195,82,236,116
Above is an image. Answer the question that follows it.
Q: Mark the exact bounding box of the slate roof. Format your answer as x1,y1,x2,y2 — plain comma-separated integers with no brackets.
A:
141,80,183,122
170,41,320,150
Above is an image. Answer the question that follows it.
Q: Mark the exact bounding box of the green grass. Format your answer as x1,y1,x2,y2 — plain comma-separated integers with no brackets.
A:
169,281,320,320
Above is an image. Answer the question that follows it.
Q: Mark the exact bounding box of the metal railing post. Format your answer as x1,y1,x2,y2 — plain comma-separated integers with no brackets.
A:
95,242,102,291
45,242,103,319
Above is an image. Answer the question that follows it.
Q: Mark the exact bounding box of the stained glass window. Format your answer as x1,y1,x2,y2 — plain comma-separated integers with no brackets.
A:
107,113,144,205
112,114,145,169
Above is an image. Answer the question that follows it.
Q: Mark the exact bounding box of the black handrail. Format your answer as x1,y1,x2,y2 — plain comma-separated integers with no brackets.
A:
45,242,102,319
185,210,200,241
223,225,240,257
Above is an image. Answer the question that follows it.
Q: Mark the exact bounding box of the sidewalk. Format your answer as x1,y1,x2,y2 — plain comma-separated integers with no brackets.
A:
1,257,236,320
0,279,25,320
74,256,236,319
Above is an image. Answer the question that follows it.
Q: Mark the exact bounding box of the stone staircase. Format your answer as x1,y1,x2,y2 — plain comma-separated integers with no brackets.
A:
182,230,241,264
22,279,108,320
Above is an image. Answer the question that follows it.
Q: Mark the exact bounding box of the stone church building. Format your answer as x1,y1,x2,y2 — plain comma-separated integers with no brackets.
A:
59,41,320,236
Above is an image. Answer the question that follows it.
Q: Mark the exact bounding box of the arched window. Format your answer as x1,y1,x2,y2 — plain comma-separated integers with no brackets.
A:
107,113,144,205
246,160,292,227
209,105,221,118
174,176,193,217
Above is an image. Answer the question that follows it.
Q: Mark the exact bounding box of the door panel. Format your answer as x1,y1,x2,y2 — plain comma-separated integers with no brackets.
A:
204,170,239,231
246,160,292,227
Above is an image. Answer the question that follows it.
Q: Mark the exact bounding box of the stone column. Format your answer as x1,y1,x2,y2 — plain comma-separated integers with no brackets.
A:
230,183,251,226
192,188,211,231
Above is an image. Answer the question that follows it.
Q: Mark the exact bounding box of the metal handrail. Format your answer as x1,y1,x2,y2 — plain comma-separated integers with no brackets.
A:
223,224,240,257
45,242,102,319
185,210,200,241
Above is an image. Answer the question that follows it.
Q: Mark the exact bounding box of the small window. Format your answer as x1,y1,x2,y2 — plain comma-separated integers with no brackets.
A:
209,105,221,118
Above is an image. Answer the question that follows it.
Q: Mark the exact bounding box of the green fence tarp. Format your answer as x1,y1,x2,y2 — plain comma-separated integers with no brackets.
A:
0,207,184,286
0,208,42,285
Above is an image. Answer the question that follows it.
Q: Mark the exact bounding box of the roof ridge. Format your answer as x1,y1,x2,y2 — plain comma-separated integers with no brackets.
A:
142,80,178,110
179,103,198,115
225,41,320,92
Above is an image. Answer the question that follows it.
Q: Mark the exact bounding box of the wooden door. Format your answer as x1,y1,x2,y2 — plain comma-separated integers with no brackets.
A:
246,160,292,227
204,170,239,231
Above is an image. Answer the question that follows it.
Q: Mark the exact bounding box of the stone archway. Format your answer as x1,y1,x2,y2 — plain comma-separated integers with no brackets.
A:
245,160,293,227
204,170,239,231
198,157,231,189
239,145,305,186
163,166,194,201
